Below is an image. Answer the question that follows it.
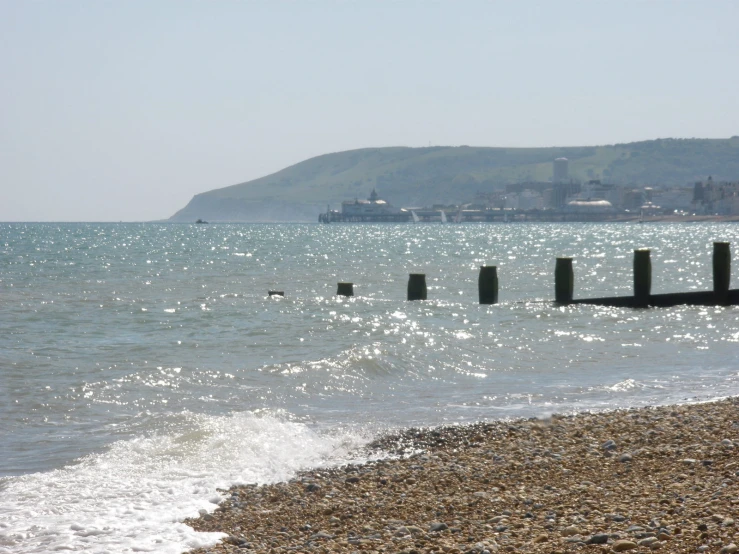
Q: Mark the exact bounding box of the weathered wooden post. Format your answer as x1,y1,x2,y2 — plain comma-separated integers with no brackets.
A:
336,282,354,297
554,257,573,304
268,290,284,297
478,266,498,304
633,249,651,307
407,273,427,301
713,242,731,306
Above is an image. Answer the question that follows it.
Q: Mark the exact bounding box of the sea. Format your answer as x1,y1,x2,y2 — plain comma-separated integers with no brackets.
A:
1,222,738,553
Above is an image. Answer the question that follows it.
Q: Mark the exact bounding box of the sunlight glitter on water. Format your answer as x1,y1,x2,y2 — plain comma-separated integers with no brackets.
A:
1,222,739,552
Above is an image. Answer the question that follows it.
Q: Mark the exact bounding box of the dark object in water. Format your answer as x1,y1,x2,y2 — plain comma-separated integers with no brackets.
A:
407,273,427,301
268,290,284,297
554,257,574,304
195,219,208,224
478,266,498,304
336,282,354,297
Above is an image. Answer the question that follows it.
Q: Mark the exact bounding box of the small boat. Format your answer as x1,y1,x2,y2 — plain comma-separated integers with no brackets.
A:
454,208,463,224
195,218,208,224
411,210,420,223
440,210,447,224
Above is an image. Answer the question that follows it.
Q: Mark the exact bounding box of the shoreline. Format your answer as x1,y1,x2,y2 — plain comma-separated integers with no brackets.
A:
184,398,738,554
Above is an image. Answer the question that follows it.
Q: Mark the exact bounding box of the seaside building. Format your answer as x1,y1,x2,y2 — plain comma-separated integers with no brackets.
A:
648,187,694,213
504,190,544,210
622,189,646,211
553,157,569,183
693,177,739,215
506,180,580,209
580,180,621,205
339,189,409,222
565,199,615,214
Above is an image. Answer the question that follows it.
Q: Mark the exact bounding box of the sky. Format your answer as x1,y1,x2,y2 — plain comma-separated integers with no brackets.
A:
1,1,738,221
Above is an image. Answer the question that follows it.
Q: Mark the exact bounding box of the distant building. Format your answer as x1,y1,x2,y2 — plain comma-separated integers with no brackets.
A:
505,190,544,210
506,180,580,208
622,189,646,211
649,187,694,213
566,199,615,213
693,177,739,215
553,158,569,183
340,189,408,221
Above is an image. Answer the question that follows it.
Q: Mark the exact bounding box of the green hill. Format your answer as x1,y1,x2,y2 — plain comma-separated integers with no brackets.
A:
170,137,739,222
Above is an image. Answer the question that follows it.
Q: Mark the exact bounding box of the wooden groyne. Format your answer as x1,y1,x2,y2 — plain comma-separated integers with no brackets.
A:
270,242,737,308
565,242,735,308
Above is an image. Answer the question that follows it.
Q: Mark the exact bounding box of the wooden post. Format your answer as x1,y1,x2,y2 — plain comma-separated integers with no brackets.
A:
268,290,284,297
407,274,427,301
633,249,651,307
336,282,354,297
713,241,731,306
478,266,498,304
554,257,573,304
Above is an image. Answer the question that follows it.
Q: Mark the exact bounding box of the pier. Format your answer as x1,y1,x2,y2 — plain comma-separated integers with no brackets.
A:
318,207,704,224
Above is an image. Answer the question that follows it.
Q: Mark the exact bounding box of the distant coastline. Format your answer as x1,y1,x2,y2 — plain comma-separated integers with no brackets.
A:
605,214,739,223
168,138,739,223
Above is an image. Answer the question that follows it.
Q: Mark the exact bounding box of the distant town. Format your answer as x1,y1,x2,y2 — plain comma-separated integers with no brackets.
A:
320,157,739,223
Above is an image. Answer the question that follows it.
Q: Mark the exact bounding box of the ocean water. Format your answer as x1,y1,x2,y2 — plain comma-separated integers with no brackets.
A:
1,222,738,553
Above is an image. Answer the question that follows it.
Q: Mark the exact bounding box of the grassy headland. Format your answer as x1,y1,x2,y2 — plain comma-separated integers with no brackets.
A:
170,138,739,222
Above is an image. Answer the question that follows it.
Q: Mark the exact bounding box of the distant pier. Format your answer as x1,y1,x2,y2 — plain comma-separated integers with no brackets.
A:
318,207,729,223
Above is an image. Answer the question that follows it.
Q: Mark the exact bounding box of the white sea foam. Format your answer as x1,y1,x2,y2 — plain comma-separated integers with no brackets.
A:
0,412,369,554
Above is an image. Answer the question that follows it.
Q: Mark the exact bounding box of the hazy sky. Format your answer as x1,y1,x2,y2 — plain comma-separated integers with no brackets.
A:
1,1,738,221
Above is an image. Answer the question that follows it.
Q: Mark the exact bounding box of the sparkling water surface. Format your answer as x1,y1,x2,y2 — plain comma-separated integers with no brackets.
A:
1,222,738,553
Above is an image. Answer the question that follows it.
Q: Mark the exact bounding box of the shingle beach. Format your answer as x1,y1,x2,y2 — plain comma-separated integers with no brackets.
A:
185,398,738,554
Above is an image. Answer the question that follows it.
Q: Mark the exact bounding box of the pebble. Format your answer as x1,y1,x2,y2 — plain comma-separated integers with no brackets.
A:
612,539,637,551
587,533,610,545
310,531,334,540
429,522,448,532
182,397,739,554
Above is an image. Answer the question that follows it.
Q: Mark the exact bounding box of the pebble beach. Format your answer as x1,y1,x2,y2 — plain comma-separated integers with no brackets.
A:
185,398,738,554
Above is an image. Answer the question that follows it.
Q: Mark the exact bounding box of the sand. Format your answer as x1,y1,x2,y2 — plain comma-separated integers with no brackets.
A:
184,398,739,553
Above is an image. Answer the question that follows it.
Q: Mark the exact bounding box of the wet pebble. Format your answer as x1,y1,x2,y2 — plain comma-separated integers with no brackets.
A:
612,539,637,551
182,398,739,554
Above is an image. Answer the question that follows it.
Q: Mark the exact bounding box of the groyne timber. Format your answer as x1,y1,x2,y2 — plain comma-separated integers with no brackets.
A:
272,242,739,308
